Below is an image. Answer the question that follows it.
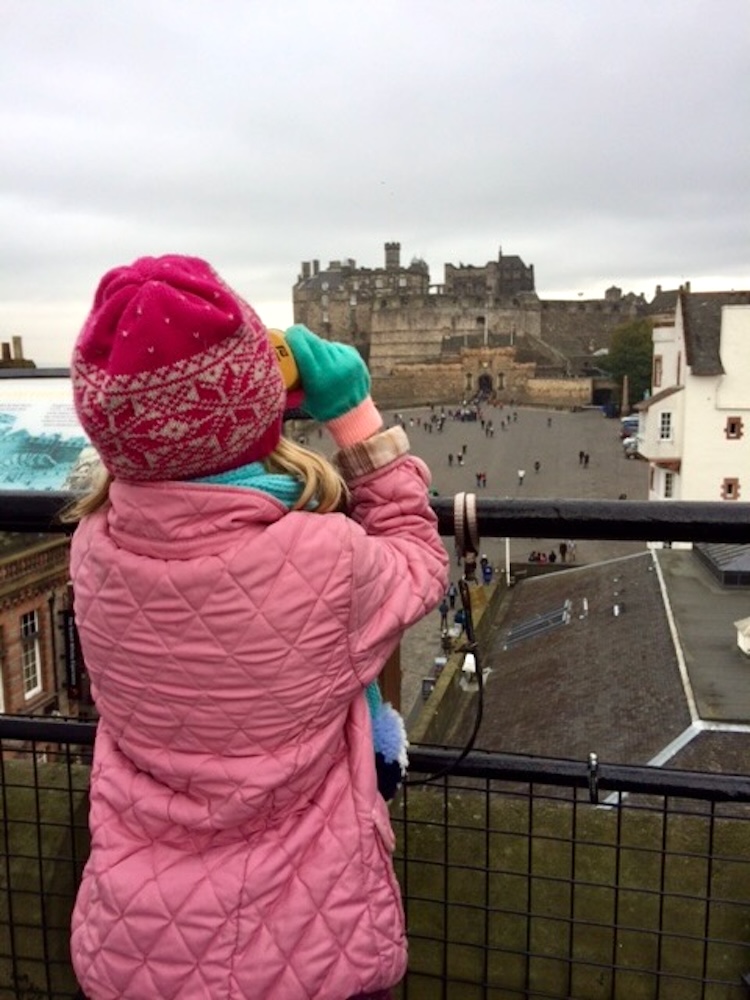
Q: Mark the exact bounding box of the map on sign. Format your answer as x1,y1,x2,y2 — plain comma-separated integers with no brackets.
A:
0,377,97,492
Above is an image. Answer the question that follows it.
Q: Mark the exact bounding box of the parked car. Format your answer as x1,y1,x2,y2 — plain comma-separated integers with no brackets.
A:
622,436,640,459
620,416,639,440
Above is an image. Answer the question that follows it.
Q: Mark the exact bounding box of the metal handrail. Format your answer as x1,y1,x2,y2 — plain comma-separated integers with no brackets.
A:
3,715,750,804
0,490,748,542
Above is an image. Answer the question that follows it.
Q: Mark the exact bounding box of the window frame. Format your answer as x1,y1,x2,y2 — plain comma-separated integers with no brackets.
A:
653,355,663,389
725,416,744,440
20,610,42,700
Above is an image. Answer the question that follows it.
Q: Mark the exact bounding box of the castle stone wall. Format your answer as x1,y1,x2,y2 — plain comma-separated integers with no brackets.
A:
540,298,643,357
368,298,541,376
370,349,592,410
524,377,592,408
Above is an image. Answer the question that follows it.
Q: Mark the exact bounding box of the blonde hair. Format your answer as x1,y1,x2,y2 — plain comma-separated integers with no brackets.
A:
58,436,348,524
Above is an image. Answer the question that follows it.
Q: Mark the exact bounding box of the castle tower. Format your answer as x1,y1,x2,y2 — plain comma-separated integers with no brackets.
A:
384,242,401,271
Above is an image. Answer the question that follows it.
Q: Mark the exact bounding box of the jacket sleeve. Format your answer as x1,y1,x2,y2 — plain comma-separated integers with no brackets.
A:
334,426,450,686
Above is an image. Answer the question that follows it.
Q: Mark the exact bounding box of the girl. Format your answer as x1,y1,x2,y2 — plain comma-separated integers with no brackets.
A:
66,255,448,1000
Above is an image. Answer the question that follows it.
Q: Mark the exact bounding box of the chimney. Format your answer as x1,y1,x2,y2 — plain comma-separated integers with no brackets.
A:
1,343,10,362
302,262,311,279
11,336,23,361
312,260,320,276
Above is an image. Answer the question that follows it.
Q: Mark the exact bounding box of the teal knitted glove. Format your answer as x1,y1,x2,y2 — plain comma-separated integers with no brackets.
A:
284,324,383,448
284,324,370,421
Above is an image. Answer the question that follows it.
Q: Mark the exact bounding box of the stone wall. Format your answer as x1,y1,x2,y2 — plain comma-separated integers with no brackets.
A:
367,297,541,376
524,377,592,408
372,366,462,409
371,349,591,410
540,297,644,357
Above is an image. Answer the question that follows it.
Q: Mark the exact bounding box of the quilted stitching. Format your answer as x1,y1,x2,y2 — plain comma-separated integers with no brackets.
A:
71,461,448,999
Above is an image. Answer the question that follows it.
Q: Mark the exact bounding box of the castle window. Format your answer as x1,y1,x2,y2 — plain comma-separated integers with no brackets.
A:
659,412,672,440
653,355,663,388
664,472,674,498
725,416,744,440
399,277,407,287
721,478,740,500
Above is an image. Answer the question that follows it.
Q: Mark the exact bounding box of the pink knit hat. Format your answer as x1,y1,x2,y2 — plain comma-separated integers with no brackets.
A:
72,255,286,482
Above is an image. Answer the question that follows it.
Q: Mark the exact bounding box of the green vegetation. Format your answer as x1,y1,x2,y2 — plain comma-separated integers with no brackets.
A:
604,319,655,410
0,758,90,999
391,786,750,999
2,759,750,999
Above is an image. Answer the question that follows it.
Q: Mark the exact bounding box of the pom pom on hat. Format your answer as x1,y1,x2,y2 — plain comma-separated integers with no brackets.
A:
72,255,286,482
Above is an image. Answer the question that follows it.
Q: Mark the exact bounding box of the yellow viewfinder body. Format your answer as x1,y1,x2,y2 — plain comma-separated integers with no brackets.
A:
268,329,301,391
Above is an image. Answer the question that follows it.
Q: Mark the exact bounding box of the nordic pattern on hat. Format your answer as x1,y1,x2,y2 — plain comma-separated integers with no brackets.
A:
72,255,286,482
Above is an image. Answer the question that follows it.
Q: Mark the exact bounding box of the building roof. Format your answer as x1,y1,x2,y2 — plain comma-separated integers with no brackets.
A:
634,384,683,411
461,552,692,764
647,287,680,317
446,548,750,774
682,290,750,376
696,543,750,572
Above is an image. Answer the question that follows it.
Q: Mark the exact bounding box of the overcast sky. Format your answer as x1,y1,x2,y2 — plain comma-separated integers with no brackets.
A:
1,0,748,366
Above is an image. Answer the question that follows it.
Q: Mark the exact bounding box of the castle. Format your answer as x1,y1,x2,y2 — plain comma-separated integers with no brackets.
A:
293,243,653,409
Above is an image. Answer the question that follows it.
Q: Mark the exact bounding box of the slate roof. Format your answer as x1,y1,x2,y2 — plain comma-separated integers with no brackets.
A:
695,543,750,572
634,384,683,411
682,290,750,376
647,287,680,316
445,548,750,775
463,552,693,764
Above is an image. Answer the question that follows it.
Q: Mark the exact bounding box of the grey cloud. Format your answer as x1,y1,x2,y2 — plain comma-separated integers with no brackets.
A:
0,0,747,365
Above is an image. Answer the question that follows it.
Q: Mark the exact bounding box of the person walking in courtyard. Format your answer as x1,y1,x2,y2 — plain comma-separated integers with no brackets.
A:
518,469,525,486
559,540,568,563
534,460,540,474
439,596,450,630
63,253,448,1000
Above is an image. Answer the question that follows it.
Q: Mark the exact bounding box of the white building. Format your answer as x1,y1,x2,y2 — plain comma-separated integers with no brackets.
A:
636,290,750,504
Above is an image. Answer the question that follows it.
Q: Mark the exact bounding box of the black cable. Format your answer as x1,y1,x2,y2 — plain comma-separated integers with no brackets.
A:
404,577,485,787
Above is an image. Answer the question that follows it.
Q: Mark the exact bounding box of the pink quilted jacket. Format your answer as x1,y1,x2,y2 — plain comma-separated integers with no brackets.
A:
70,440,448,999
